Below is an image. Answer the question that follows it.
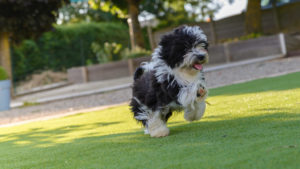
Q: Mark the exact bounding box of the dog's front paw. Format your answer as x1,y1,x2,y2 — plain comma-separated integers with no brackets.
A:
197,85,208,99
184,101,206,122
149,125,169,138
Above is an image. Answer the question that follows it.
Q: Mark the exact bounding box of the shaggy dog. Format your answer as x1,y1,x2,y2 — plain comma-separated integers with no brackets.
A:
130,25,209,137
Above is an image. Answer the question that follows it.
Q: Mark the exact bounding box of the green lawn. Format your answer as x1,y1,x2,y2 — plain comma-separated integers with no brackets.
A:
1,72,300,169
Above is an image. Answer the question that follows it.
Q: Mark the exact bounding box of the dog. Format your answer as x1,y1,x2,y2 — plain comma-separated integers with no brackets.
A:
130,25,209,137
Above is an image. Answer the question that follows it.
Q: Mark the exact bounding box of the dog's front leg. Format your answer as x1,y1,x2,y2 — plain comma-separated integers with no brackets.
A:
147,110,170,138
184,101,206,122
196,83,208,102
184,82,207,122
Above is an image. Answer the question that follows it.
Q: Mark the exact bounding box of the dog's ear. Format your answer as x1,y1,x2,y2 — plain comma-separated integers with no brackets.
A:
159,32,186,68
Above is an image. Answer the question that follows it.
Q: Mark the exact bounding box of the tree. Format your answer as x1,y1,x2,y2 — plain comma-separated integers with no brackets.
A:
142,0,221,20
0,0,69,81
127,0,145,48
270,0,281,32
90,0,222,49
89,0,145,48
245,0,262,34
58,1,120,24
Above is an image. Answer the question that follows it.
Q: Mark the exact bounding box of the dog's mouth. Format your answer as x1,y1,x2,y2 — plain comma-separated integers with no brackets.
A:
192,63,203,71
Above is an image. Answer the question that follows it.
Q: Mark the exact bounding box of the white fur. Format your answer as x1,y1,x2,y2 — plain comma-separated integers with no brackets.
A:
141,45,208,110
147,111,170,137
135,26,209,137
184,101,206,122
182,26,207,42
133,97,151,121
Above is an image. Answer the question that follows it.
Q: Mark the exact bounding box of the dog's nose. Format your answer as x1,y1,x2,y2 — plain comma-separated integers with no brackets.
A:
196,54,205,60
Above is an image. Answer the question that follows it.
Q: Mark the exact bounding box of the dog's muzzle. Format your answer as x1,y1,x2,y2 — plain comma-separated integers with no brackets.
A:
192,54,207,70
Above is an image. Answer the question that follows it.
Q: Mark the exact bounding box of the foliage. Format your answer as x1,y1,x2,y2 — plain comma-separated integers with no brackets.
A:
11,22,129,81
91,42,123,63
239,33,263,40
0,66,8,80
89,0,222,36
0,0,69,41
89,0,127,18
121,46,151,59
143,0,221,30
12,40,45,82
91,41,151,63
90,0,147,48
0,72,300,168
220,33,263,43
58,1,122,24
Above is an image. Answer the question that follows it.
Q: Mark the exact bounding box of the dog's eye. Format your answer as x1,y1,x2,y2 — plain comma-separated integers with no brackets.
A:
196,43,207,49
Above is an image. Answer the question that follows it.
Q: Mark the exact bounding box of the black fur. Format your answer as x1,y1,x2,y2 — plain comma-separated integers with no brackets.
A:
130,25,208,130
130,71,180,114
158,26,209,68
133,67,144,80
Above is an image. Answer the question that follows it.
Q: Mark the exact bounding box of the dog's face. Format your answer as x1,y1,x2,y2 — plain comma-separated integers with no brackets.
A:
159,25,209,72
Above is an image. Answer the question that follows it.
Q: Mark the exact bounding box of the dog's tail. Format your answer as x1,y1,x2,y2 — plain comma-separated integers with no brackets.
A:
133,66,144,80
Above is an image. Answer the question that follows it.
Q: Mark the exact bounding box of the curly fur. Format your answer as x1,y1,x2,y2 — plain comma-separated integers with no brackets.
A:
130,25,209,137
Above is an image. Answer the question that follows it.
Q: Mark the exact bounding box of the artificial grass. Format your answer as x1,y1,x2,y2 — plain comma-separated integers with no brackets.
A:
1,72,300,169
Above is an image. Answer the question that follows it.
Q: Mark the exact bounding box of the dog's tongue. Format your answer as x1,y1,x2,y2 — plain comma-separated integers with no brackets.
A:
193,64,203,70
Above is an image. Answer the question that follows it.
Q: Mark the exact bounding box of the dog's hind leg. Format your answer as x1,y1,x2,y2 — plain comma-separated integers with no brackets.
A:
144,110,172,136
147,110,170,138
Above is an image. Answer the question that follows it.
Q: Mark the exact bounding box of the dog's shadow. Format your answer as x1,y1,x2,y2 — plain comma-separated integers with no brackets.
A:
168,108,299,138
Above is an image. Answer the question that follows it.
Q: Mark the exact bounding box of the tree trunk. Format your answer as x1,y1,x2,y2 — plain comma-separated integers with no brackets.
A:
127,0,145,49
0,32,12,80
245,0,262,34
271,0,281,32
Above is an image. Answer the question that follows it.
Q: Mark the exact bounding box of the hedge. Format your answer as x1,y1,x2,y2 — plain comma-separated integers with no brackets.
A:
12,22,130,81
0,66,8,81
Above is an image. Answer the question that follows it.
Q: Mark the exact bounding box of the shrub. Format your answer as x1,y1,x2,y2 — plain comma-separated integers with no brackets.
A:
12,40,44,81
91,42,123,63
11,21,130,82
38,22,130,70
0,67,8,81
121,47,151,59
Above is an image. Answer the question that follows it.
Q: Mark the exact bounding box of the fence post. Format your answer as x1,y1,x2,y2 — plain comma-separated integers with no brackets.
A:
224,43,232,63
271,0,281,32
209,15,218,45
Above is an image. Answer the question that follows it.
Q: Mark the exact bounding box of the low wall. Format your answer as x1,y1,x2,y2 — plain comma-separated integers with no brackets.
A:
227,35,282,61
68,33,299,84
87,60,130,82
68,56,150,83
205,34,284,64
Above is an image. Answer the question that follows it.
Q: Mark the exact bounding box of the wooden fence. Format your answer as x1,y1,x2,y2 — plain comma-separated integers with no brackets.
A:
153,2,300,45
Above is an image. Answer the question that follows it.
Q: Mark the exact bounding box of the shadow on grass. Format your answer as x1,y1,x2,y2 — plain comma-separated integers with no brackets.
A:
1,107,300,149
0,108,300,168
209,72,300,96
0,121,122,148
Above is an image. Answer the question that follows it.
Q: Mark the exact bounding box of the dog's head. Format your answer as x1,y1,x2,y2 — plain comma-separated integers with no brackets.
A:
159,25,209,72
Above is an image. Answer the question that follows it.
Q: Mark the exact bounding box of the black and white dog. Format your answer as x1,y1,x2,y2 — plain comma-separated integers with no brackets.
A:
130,25,209,137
